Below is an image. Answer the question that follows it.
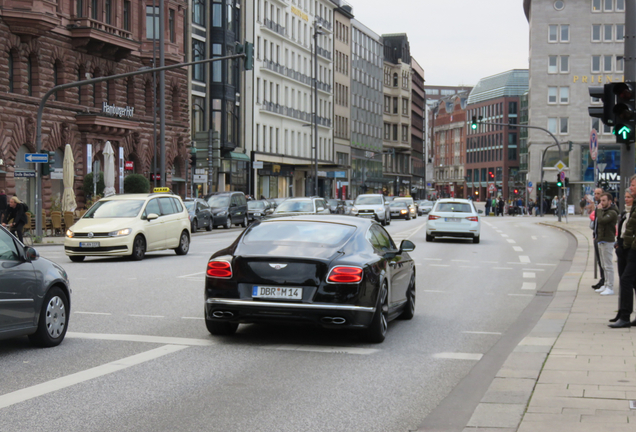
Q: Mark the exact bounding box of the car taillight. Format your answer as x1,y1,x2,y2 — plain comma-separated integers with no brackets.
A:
207,260,232,278
428,214,440,220
466,216,479,222
327,266,363,283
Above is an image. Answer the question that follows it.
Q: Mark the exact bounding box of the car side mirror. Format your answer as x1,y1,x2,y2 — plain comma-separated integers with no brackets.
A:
478,210,484,214
399,239,416,253
147,213,159,221
25,246,39,262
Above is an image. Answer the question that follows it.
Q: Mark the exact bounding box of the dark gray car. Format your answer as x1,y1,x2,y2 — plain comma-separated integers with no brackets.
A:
0,225,71,347
206,192,249,229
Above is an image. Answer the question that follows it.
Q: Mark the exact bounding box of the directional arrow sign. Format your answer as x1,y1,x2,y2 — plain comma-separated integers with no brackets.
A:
617,125,632,140
25,153,49,163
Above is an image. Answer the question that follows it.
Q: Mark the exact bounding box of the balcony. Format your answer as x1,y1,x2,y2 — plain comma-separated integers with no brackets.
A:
261,58,332,93
263,18,286,38
261,100,332,128
0,2,60,41
75,113,139,136
68,18,139,61
315,16,332,32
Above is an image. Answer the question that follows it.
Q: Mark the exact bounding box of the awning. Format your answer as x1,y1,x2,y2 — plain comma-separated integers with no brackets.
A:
171,177,186,183
227,152,250,162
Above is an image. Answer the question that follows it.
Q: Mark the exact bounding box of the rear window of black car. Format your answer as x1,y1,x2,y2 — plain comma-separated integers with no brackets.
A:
244,221,356,246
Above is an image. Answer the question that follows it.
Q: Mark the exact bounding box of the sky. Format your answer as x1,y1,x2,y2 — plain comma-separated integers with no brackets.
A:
351,0,530,87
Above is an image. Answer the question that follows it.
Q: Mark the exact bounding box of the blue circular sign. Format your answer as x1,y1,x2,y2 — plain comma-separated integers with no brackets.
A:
528,181,533,187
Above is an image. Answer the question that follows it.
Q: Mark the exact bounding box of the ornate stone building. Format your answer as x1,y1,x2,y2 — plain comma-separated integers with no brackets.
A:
0,0,190,210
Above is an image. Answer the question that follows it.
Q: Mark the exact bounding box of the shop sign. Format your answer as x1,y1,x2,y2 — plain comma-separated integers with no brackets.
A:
51,168,64,180
124,161,134,171
193,174,208,183
14,171,36,178
102,102,134,118
151,173,161,180
291,6,308,21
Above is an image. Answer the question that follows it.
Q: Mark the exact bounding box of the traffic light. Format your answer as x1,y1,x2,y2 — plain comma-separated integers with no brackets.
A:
190,148,197,167
244,42,254,71
471,116,478,130
556,173,563,187
612,82,635,145
588,84,616,127
537,183,542,192
514,189,518,195
42,151,55,176
564,177,569,187
488,170,494,180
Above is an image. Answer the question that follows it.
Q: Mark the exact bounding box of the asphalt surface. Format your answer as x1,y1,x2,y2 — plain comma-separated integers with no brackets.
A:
0,214,570,432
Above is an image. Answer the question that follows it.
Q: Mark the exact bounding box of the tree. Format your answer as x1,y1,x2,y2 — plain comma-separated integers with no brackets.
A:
82,172,105,200
124,174,150,193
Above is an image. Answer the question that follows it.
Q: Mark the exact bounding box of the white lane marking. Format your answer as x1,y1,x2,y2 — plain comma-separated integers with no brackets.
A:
506,262,527,265
481,261,498,264
523,268,545,271
521,282,537,290
74,312,112,316
531,236,537,240
430,264,451,267
178,271,206,278
506,239,516,244
423,258,442,261
181,317,204,320
536,263,556,266
451,259,470,262
493,267,513,270
263,345,378,355
508,293,534,297
513,246,523,252
519,256,531,263
129,314,165,318
462,331,502,335
433,352,483,361
460,266,479,268
523,272,536,279
65,332,217,346
422,290,446,293
0,345,187,410
501,234,509,238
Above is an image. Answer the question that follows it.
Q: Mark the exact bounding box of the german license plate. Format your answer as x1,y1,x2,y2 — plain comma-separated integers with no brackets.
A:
445,218,461,223
252,286,302,300
79,242,100,248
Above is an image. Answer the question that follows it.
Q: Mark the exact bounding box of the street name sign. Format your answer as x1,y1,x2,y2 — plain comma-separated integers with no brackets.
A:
25,153,49,163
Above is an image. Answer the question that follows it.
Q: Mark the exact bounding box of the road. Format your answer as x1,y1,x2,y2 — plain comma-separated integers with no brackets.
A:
0,214,571,432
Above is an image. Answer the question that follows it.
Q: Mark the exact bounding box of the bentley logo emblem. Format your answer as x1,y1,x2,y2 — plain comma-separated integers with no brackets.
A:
88,232,94,238
269,263,287,270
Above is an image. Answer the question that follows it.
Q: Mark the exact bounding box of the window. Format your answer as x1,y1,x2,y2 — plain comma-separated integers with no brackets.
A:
549,25,558,42
384,123,390,140
592,25,601,42
402,98,408,115
393,73,398,87
169,9,175,43
393,97,397,114
617,24,625,41
561,25,569,42
123,1,131,31
604,0,613,11
192,97,205,132
27,57,33,96
548,86,557,104
193,0,205,26
559,87,569,104
604,55,613,72
212,1,222,27
146,6,159,39
105,0,112,24
592,0,601,11
8,54,14,93
560,55,569,72
402,125,408,142
560,117,568,134
617,0,625,11
91,0,98,19
592,55,601,73
604,24,613,41
548,117,557,133
548,55,558,73
77,0,84,17
384,96,390,112
592,117,600,132
392,124,398,141
192,40,205,82
617,56,624,72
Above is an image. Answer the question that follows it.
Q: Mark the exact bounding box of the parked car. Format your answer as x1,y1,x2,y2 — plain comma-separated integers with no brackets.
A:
417,200,434,215
184,198,213,232
326,199,346,214
267,198,288,209
0,225,71,347
389,201,411,220
269,197,331,217
65,192,191,261
247,200,273,224
426,198,482,243
351,194,391,226
206,192,248,229
204,216,416,343
393,197,417,219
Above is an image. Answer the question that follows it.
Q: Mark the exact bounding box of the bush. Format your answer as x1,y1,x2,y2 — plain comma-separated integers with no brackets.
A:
124,174,150,194
82,172,105,200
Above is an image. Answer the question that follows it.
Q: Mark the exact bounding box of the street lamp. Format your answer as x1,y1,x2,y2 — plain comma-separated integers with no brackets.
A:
313,21,324,197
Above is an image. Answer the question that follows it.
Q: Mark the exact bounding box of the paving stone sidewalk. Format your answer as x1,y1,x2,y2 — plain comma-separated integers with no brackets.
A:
464,216,636,432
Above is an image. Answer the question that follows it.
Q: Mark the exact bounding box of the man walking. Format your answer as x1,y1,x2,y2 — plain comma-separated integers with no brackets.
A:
497,197,505,217
592,187,606,290
595,192,618,295
485,196,491,217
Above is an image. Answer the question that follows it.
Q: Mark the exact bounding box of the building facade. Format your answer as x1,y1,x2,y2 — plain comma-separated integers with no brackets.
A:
382,33,412,196
425,85,473,107
245,0,335,199
524,0,626,206
410,57,425,199
0,0,190,211
465,69,529,201
349,18,383,197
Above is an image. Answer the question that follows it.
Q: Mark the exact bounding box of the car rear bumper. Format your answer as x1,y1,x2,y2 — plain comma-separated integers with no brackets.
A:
427,231,477,239
205,298,376,329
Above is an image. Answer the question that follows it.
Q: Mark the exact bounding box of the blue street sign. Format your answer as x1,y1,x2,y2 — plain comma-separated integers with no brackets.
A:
25,153,49,163
528,181,533,187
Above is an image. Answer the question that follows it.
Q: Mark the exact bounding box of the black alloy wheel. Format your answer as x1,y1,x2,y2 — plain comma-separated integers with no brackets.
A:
205,218,213,231
241,215,248,228
362,282,389,343
175,231,190,255
130,235,146,261
191,219,198,233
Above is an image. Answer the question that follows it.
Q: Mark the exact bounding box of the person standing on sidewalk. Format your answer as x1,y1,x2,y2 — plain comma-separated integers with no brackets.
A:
610,175,636,328
610,190,635,322
497,197,505,217
594,192,618,295
0,189,7,224
485,196,491,217
591,188,606,290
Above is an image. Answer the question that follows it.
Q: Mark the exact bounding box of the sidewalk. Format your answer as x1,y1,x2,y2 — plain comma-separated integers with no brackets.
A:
465,216,636,431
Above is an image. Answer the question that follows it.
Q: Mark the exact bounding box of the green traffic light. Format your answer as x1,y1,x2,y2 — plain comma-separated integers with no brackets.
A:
471,123,477,130
557,181,563,187
617,125,632,139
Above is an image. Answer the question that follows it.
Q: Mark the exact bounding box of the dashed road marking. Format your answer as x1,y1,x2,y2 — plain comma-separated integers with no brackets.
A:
433,352,483,361
462,331,502,335
65,332,217,346
460,266,479,268
507,239,516,244
430,264,451,267
451,259,470,262
263,345,379,355
423,257,443,261
513,246,523,252
519,255,531,263
501,234,509,238
508,293,534,297
493,267,513,270
129,314,165,318
178,271,206,278
74,311,112,316
531,236,537,240
481,261,498,264
523,272,536,279
523,268,545,271
536,263,556,266
521,282,537,290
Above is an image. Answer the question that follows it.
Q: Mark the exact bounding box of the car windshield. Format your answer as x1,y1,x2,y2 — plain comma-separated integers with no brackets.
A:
355,196,382,205
84,200,144,218
327,199,338,206
436,202,473,213
244,221,356,246
395,198,414,205
390,202,408,208
184,202,195,211
274,200,314,213
248,201,266,209
208,196,230,208
422,201,433,206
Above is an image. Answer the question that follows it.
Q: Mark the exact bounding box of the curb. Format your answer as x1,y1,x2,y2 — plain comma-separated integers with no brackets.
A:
463,221,589,431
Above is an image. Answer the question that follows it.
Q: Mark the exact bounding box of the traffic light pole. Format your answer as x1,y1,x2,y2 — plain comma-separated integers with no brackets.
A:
620,0,636,210
34,53,247,237
475,120,564,222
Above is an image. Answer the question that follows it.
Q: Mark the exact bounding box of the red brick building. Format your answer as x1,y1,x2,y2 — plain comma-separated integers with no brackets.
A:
0,0,189,210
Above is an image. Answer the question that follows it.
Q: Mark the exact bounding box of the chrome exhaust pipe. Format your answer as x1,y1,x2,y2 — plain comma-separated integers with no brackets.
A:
212,311,225,318
331,317,346,325
222,311,234,317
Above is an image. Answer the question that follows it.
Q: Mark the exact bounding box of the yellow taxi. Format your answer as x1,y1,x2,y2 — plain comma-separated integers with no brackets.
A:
64,189,191,262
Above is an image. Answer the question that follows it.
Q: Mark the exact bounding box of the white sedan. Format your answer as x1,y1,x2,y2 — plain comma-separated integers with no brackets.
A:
425,198,481,243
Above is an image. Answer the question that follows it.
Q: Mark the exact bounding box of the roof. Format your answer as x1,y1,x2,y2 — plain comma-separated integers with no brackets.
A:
100,193,175,200
466,69,529,105
261,215,374,228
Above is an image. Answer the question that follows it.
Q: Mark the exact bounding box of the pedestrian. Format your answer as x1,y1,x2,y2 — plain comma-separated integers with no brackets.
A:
1,196,28,242
610,175,636,328
517,197,524,215
580,196,588,215
591,188,606,290
594,192,618,296
0,189,7,224
492,197,498,216
610,190,636,322
528,198,535,216
497,197,505,217
485,196,491,217
551,196,558,216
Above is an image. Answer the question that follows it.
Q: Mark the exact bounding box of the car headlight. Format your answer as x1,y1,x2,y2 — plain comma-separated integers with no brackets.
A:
254,212,261,216
217,211,227,217
109,228,132,237
401,210,407,214
66,229,74,238
351,207,358,215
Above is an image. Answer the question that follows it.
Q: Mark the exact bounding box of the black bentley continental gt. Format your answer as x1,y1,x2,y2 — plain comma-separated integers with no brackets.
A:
204,215,416,343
